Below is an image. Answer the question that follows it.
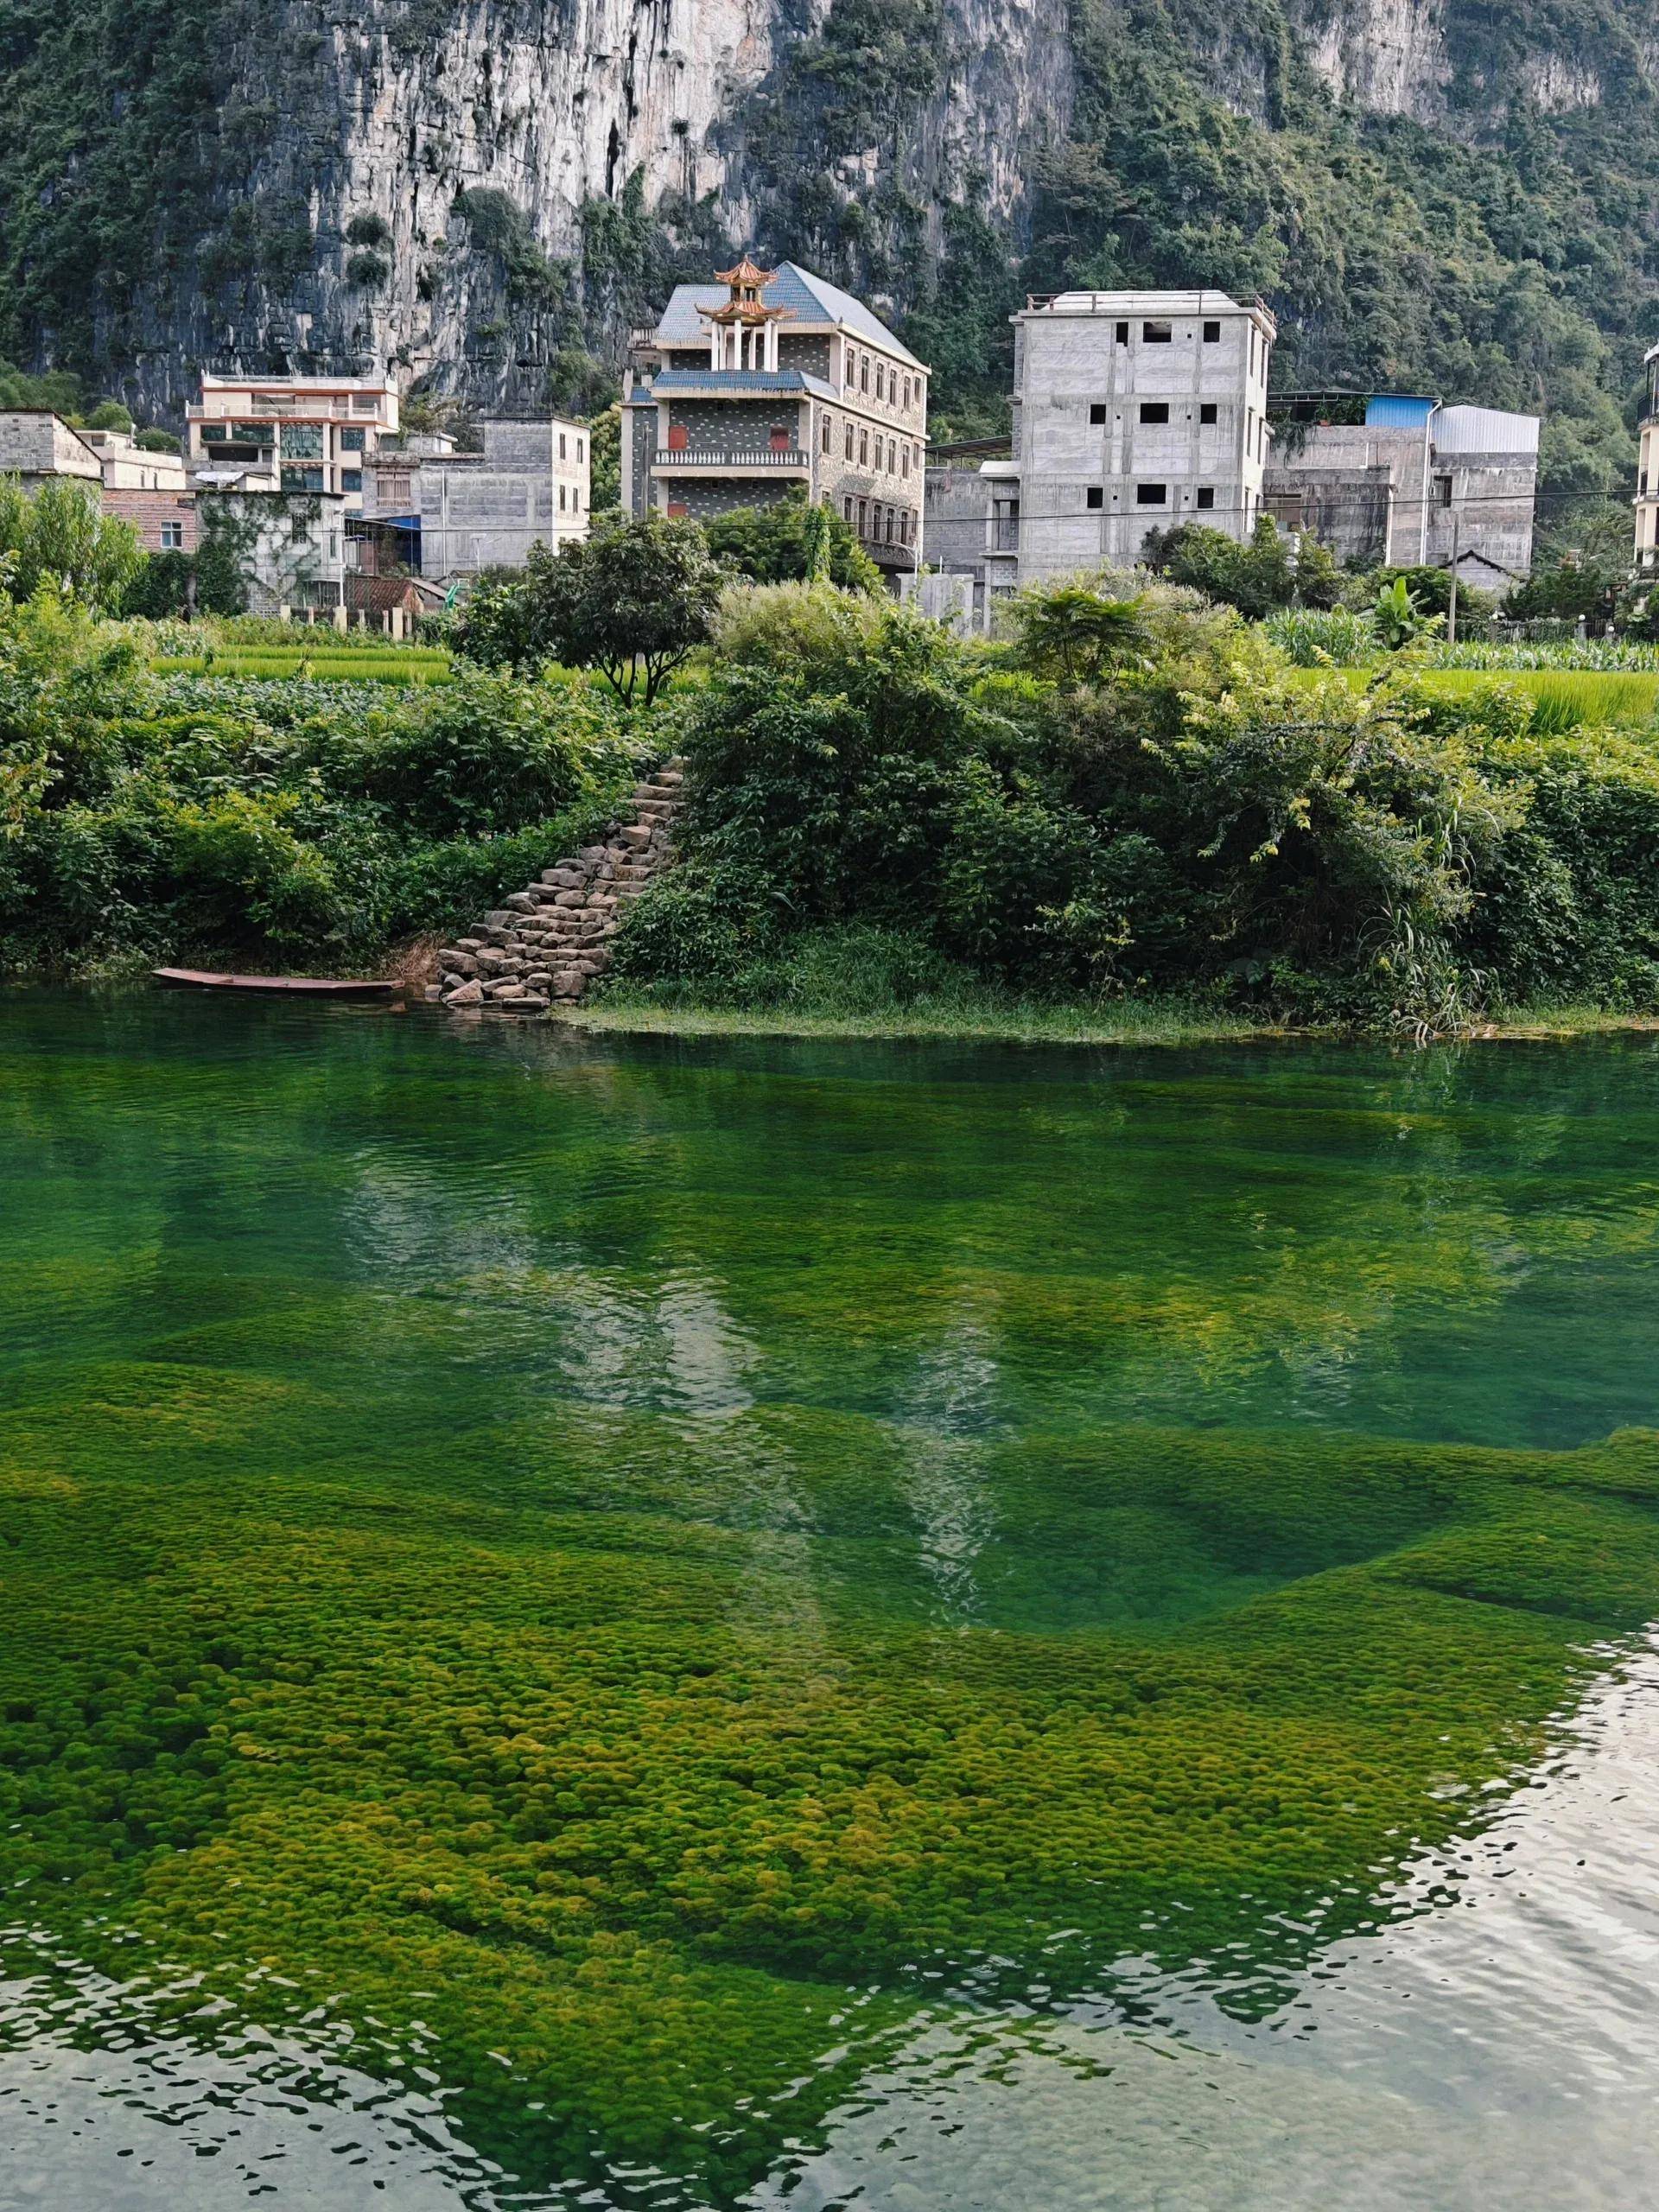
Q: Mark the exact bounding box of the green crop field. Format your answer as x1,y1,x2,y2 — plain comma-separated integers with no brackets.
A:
150,647,454,685
1310,665,1659,731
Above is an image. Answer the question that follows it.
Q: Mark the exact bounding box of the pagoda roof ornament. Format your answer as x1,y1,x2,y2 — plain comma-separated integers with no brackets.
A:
702,254,790,324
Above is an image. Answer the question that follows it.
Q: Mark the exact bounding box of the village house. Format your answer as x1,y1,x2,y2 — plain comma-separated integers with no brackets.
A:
187,372,399,512
622,257,928,584
922,289,1274,623
359,416,590,584
1264,394,1540,592
1637,344,1658,577
78,425,196,554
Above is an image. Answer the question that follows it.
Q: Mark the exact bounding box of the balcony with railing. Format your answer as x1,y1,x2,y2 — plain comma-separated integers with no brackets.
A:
652,446,809,471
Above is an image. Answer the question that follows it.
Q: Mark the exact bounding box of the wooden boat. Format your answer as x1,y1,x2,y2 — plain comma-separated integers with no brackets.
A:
152,967,399,1000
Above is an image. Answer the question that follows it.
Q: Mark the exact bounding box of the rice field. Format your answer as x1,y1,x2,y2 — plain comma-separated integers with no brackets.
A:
150,645,454,684
1317,664,1659,731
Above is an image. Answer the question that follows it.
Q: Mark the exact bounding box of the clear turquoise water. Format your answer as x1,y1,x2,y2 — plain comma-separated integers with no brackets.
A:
2,992,1658,2208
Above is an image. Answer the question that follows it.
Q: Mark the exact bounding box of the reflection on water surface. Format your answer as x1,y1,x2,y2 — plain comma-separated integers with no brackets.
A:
2,994,1658,2207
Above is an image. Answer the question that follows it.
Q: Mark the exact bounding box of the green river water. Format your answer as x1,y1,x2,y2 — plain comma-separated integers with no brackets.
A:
3,991,1659,2209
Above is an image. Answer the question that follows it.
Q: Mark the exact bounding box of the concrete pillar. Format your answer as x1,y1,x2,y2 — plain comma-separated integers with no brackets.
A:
334,601,348,632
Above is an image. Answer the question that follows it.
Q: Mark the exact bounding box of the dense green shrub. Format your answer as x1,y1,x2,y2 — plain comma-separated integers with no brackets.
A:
454,516,727,703
0,588,638,969
704,492,881,592
0,477,144,610
607,582,1529,1027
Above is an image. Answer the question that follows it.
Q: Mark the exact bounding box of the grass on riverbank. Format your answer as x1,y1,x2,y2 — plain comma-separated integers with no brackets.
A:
572,987,1274,1046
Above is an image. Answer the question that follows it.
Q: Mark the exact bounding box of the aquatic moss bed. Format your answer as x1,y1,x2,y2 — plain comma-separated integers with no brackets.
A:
5,994,1659,2201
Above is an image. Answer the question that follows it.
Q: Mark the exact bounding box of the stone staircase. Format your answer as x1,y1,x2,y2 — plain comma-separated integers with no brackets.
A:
427,758,683,1014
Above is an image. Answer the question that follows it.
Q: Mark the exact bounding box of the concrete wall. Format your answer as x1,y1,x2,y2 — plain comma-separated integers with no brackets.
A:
925,466,995,581
1638,416,1658,573
1267,420,1538,579
200,491,346,615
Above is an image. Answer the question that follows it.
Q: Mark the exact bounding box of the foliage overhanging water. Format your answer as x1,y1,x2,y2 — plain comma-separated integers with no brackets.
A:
3,992,1658,2208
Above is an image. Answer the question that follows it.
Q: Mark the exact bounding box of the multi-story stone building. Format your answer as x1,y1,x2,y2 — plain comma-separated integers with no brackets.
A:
1637,344,1659,576
359,416,591,582
989,289,1276,592
187,373,399,514
622,257,928,583
1264,394,1540,590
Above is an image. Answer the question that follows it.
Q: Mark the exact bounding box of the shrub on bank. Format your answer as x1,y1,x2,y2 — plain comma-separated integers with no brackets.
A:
0,586,639,968
598,580,1659,1031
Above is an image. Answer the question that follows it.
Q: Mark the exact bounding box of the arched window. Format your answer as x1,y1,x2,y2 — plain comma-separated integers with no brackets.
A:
859,428,868,465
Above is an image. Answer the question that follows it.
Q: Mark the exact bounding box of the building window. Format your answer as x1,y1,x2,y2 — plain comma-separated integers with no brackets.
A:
160,522,184,550
1116,321,1129,344
667,423,689,451
559,484,567,511
875,363,885,400
843,495,854,522
1090,402,1108,424
667,500,689,518
1085,486,1104,510
771,424,791,452
886,508,894,543
559,432,567,459
902,376,911,410
901,445,909,478
1196,486,1215,510
1143,321,1172,343
578,439,584,462
1200,403,1218,425
338,426,365,452
845,423,855,459
1139,403,1169,425
1136,483,1167,505
860,356,869,393
823,416,833,453
341,468,363,493
353,395,378,415
1203,320,1221,343
859,429,868,464
857,498,868,536
1436,473,1454,507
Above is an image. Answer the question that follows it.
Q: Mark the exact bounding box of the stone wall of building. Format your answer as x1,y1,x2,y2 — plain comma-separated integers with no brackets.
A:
0,411,102,484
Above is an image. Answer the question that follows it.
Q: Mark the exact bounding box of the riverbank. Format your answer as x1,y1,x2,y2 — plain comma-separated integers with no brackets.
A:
565,987,1659,1050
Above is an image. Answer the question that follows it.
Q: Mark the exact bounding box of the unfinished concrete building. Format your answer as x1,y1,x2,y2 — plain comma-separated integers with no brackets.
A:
1265,396,1540,589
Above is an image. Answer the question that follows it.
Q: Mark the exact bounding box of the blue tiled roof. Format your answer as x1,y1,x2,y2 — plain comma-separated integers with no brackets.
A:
648,368,840,404
652,262,921,367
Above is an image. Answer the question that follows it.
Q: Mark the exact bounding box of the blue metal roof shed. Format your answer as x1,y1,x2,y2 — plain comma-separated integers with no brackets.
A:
1365,396,1437,429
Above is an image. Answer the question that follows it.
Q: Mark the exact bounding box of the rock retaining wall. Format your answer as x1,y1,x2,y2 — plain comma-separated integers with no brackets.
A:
427,759,683,1015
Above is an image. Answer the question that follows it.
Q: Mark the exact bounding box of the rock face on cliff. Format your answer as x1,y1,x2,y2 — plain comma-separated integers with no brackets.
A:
2,0,1656,467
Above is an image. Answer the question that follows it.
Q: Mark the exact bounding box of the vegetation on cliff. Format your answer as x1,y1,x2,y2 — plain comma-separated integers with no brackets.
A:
0,0,1654,499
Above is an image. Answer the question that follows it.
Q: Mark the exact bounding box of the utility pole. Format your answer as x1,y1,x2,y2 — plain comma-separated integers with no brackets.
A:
1447,512,1459,647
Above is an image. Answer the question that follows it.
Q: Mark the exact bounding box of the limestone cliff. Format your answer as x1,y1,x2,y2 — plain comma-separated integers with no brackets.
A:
3,0,1656,457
